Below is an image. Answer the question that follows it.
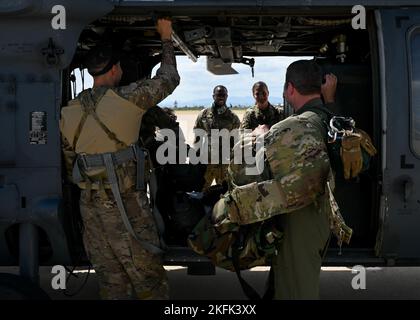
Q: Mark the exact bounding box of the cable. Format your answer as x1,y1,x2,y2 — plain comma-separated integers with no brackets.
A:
63,264,92,297
63,251,93,297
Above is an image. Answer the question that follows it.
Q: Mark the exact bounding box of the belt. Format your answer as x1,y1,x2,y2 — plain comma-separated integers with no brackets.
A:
72,144,146,191
72,144,166,255
78,146,137,169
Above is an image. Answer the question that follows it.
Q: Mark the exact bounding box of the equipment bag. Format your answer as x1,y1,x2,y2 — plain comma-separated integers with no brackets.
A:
188,193,283,300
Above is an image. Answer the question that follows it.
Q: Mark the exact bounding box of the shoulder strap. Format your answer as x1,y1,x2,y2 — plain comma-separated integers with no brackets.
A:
232,243,262,300
78,88,128,149
301,105,334,123
72,110,89,151
300,106,334,145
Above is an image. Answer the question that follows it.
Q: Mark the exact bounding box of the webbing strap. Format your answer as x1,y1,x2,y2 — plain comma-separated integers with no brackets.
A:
89,110,128,149
78,89,128,149
103,153,163,255
72,146,136,184
232,243,262,300
72,160,83,184
136,145,146,191
147,156,167,250
72,112,88,151
326,179,353,247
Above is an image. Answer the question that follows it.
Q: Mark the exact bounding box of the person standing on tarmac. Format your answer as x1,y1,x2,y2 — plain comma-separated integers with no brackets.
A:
193,85,240,190
240,81,285,131
271,60,337,299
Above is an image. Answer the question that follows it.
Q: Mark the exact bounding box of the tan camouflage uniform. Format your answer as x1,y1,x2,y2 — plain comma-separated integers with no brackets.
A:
60,40,180,300
193,104,240,189
240,103,285,130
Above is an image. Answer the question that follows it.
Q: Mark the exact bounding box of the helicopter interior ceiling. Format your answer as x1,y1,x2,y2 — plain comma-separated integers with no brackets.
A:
75,12,369,74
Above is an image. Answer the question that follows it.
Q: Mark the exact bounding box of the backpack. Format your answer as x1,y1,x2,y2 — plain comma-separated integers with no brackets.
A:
188,192,283,272
188,114,342,299
188,191,283,300
188,111,368,270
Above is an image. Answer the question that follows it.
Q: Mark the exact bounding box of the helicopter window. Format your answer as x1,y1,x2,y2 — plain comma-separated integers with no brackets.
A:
70,68,93,98
152,55,310,144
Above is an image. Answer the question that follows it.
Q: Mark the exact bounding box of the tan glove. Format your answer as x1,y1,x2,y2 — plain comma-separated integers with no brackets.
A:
356,128,377,156
340,131,363,179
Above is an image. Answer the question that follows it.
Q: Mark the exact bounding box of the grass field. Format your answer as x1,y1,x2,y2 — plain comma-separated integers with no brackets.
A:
174,109,247,145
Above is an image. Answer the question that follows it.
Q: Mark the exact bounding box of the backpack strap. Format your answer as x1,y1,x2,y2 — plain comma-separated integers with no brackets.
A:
231,241,276,300
72,88,105,150
231,241,262,300
72,112,89,151
326,173,353,251
103,152,164,256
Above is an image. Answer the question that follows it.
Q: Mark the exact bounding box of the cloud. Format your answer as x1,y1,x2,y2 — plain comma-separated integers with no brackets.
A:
155,56,311,107
73,55,312,106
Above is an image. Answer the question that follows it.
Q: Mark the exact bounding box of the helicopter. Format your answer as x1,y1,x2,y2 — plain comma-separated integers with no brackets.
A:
0,0,420,298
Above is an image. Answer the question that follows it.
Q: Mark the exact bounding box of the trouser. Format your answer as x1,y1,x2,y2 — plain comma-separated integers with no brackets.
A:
80,188,169,300
271,200,330,300
202,164,228,190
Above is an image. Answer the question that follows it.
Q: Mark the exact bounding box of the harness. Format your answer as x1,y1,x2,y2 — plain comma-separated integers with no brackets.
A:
71,88,166,255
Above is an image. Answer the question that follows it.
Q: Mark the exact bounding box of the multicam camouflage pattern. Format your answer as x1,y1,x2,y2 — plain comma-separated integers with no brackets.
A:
228,132,271,187
189,98,356,272
189,111,331,270
188,193,283,271
116,64,179,111
194,103,240,188
194,103,241,134
228,113,331,225
326,179,353,247
240,103,285,130
116,40,179,110
60,41,179,300
80,189,169,299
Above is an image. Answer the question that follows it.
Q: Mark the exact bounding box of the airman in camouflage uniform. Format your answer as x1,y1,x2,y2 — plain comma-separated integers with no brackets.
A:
59,19,180,300
240,81,285,131
189,65,351,299
193,85,240,190
270,60,338,299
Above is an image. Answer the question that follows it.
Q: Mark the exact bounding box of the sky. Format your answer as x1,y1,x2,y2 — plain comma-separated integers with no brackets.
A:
153,56,310,107
74,55,312,106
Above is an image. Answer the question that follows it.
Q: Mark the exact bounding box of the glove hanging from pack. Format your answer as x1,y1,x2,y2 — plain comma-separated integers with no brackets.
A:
341,132,363,179
356,128,377,157
327,116,377,180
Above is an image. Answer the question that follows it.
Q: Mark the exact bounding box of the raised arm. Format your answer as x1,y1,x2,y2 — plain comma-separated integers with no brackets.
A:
117,18,180,109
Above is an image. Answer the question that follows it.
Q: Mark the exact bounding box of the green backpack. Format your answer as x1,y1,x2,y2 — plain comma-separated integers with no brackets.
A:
188,192,283,272
188,114,350,299
188,191,283,300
